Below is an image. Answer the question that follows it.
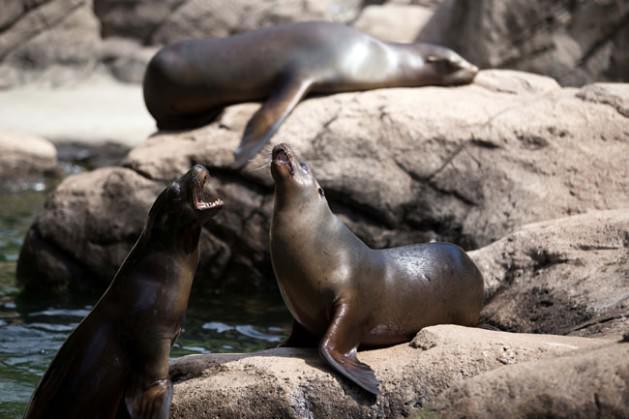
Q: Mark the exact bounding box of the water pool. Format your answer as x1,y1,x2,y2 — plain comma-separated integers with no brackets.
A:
0,176,291,418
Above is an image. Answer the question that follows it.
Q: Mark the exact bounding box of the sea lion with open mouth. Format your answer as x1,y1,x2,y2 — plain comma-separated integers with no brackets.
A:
24,165,223,419
143,21,478,167
269,144,484,396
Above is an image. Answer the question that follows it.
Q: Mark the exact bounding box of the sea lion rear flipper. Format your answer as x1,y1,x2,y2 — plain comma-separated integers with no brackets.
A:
233,76,312,168
319,303,380,396
124,379,173,419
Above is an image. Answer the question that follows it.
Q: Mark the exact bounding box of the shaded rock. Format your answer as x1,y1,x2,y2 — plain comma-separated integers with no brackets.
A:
94,0,363,46
0,131,57,180
99,37,158,84
0,0,102,88
17,70,629,293
429,341,629,419
168,325,612,418
353,4,433,43
17,167,163,292
418,0,629,86
470,210,629,338
387,0,443,7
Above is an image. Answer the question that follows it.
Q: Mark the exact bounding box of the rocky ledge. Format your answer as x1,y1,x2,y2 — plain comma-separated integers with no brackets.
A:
167,325,628,418
0,131,58,183
17,70,629,294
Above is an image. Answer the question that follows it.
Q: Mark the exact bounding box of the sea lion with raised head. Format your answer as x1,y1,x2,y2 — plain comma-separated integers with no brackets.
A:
23,165,223,419
269,144,484,396
143,21,478,167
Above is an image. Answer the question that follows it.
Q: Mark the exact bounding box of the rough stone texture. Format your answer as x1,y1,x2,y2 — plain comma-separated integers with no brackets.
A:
94,0,364,46
418,0,629,86
99,37,158,84
353,4,433,43
17,70,629,293
429,341,629,419
16,167,163,293
0,131,58,180
0,0,102,88
168,325,616,418
470,210,629,338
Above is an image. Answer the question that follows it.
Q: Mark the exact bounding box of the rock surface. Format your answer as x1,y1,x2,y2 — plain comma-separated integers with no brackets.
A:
353,4,433,43
0,131,58,181
17,70,629,293
167,325,620,418
471,210,629,338
419,0,629,86
94,0,364,45
429,340,629,419
0,0,102,88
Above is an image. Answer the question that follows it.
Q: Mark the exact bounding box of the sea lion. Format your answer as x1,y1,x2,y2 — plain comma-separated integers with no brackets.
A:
269,144,484,396
23,165,223,419
143,21,478,167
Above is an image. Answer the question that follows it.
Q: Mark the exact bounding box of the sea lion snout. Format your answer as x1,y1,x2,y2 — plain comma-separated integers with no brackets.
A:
188,165,223,213
271,143,296,178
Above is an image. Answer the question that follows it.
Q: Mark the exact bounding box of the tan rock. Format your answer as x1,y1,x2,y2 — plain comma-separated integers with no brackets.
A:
353,4,433,43
168,325,613,418
470,209,629,338
429,340,629,419
0,131,57,179
18,70,629,293
0,0,102,88
418,0,629,86
94,0,363,46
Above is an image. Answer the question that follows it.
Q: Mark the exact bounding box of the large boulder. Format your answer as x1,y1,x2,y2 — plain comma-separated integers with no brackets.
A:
470,209,629,338
17,71,629,293
429,339,629,419
15,71,629,294
93,0,364,46
0,0,102,88
0,131,58,182
418,0,629,86
353,4,434,43
168,325,621,418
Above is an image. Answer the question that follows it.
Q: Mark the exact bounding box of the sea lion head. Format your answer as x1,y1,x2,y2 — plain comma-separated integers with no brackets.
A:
148,164,224,237
270,143,326,208
416,44,478,85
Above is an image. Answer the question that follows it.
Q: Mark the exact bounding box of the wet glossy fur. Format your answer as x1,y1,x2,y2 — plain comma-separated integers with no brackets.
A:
24,166,222,419
269,144,484,395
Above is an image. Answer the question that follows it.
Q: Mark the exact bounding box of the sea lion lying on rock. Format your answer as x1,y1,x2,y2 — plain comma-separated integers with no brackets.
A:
143,21,478,167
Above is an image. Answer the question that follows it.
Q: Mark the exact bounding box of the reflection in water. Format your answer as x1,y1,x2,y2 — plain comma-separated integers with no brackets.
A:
0,178,292,418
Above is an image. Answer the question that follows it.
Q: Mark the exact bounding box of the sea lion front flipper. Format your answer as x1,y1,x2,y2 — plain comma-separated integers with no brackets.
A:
124,379,173,419
233,76,313,167
319,303,380,396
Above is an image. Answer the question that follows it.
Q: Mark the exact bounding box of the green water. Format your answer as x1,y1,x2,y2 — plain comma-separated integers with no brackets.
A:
0,177,291,418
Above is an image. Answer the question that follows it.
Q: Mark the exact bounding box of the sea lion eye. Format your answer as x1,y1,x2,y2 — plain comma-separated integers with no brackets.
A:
300,162,309,173
318,187,325,197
